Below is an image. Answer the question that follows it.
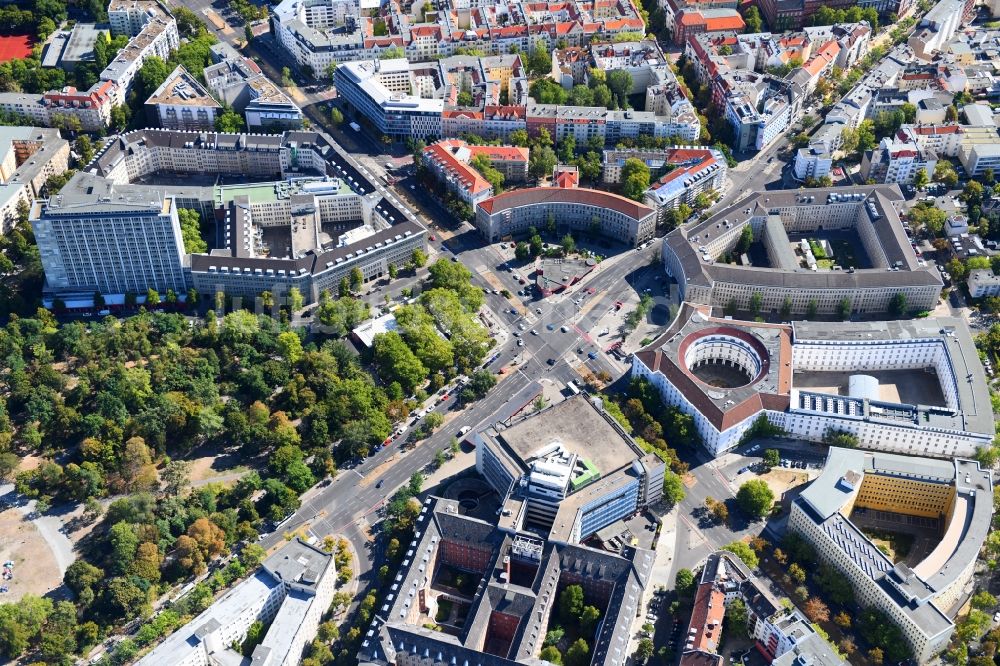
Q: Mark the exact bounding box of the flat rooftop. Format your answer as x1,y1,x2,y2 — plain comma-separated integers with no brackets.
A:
146,65,221,108
792,317,993,436
799,447,991,606
63,23,106,63
496,394,638,476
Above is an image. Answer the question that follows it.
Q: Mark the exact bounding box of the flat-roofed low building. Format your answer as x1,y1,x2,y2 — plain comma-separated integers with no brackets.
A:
789,448,993,662
475,393,665,544
43,23,108,71
351,312,398,347
145,65,221,130
137,537,338,666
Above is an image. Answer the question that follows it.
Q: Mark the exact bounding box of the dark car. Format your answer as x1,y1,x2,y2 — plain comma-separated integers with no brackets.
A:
546,358,556,366
376,479,384,489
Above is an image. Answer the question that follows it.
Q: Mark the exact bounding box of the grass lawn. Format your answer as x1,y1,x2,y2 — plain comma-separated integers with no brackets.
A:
817,259,835,269
435,599,453,623
436,564,480,596
860,528,914,562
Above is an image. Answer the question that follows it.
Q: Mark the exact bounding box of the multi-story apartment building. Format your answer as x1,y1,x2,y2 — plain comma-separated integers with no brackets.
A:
0,127,69,233
596,147,729,227
632,304,993,458
968,268,1000,297
679,551,846,666
674,8,745,45
421,139,528,208
474,393,665,544
138,538,338,665
721,72,802,152
860,127,939,184
0,0,178,131
662,186,943,317
792,146,833,181
475,185,657,248
336,50,700,144
910,0,974,60
44,82,119,132
205,54,304,131
99,9,178,105
790,449,993,663
145,65,220,131
274,0,645,70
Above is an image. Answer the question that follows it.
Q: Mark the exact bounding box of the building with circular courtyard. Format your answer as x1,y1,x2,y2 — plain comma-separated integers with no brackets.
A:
631,304,993,458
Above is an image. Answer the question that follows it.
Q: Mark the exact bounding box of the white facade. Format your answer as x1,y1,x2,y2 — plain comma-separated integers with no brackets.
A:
792,147,833,181
968,268,1000,298
31,194,189,297
632,315,992,459
138,538,338,666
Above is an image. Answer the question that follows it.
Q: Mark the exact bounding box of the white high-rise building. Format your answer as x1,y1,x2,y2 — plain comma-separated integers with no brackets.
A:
30,188,188,298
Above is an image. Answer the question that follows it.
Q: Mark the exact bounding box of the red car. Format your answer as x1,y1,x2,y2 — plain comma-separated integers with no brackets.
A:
429,235,436,241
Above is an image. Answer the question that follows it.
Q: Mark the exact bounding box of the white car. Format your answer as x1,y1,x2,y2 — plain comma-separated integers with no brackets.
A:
517,339,524,346
459,426,471,436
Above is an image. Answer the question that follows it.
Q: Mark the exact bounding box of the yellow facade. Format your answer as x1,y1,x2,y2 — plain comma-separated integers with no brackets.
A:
854,474,955,519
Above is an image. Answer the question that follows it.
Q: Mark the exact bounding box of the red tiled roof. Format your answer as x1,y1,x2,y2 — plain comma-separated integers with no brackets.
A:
633,306,793,432
424,140,491,197
677,9,745,31
913,124,962,135
484,105,527,119
469,145,530,162
803,41,839,76
553,167,579,188
443,110,484,120
688,584,726,653
646,148,721,191
410,25,441,36
478,186,653,219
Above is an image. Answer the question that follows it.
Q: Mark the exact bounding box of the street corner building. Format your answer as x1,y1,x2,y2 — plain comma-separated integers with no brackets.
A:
679,550,847,666
474,187,657,249
630,304,993,458
789,447,993,662
357,495,655,666
473,393,665,545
